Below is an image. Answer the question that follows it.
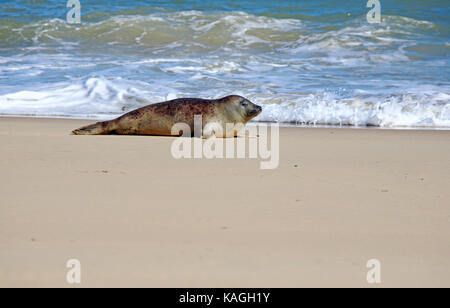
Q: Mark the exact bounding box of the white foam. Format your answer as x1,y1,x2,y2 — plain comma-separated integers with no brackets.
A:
0,78,448,128
0,77,158,118
161,61,246,74
254,93,450,128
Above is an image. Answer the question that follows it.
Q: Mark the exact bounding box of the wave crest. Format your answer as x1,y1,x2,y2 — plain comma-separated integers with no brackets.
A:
1,11,443,62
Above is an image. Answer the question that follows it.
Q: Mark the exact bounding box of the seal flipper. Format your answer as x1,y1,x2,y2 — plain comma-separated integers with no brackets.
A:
72,120,118,135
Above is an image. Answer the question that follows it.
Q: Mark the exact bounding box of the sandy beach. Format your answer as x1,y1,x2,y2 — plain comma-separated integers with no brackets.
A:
0,117,449,287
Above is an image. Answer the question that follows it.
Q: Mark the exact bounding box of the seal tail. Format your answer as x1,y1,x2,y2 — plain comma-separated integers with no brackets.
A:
72,120,118,135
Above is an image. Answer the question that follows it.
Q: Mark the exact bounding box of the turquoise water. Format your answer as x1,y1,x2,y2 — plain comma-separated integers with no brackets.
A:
0,0,449,127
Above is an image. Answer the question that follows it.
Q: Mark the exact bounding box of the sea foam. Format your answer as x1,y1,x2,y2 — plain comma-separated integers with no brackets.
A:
0,11,448,127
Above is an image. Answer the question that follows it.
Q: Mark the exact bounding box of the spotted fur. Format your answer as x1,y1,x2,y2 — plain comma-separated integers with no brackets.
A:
72,95,262,137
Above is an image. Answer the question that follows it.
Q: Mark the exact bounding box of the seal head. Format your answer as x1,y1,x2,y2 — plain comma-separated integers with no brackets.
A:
220,95,262,123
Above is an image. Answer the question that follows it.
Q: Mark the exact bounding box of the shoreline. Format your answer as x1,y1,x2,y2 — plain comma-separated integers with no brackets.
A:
1,115,449,131
1,117,449,287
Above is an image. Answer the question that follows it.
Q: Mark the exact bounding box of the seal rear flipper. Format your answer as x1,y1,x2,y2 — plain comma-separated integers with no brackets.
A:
72,120,118,135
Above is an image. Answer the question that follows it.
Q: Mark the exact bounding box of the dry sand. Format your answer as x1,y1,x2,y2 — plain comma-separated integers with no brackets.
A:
0,117,449,287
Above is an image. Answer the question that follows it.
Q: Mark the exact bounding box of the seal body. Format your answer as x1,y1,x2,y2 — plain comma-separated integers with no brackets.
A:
72,95,262,137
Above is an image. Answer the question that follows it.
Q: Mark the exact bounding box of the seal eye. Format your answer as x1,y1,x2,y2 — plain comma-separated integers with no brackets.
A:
240,101,248,107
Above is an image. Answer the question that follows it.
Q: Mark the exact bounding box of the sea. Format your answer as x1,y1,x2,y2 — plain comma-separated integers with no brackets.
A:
0,0,449,128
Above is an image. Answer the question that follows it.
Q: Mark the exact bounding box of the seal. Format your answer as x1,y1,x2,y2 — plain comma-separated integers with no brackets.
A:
72,95,262,137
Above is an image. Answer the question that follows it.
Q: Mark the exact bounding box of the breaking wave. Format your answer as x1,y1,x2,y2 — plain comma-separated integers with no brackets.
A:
0,10,449,127
0,77,448,128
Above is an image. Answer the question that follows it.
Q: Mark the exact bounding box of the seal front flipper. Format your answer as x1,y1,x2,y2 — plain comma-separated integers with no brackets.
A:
72,120,119,135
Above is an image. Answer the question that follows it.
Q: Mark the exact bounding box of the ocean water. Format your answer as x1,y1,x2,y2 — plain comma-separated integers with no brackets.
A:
0,0,449,127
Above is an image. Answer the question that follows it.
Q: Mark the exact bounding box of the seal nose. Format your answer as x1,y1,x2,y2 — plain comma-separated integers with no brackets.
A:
254,105,262,115
248,104,262,116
